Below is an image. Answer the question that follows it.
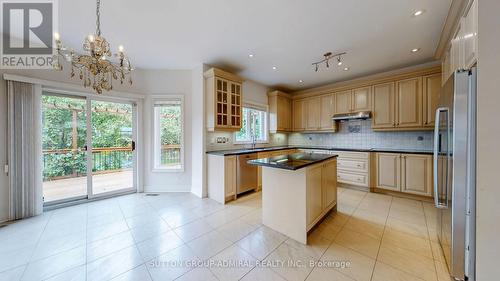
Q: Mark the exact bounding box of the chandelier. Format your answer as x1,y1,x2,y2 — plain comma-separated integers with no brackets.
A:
53,0,133,94
312,52,346,72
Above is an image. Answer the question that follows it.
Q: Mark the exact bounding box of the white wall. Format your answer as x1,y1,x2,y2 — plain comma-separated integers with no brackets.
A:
190,64,207,197
476,0,500,278
0,67,194,222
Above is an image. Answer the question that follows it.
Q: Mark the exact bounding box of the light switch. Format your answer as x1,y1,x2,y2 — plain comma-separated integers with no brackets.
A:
4,164,8,174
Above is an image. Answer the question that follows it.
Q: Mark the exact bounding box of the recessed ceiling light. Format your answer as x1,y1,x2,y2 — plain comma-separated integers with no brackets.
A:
413,10,425,16
411,48,421,53
298,80,304,83
248,54,254,58
343,67,349,71
337,61,343,66
272,66,277,70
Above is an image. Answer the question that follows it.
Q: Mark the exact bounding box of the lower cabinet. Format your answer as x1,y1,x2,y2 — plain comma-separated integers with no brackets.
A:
306,159,337,227
207,154,237,204
374,153,433,197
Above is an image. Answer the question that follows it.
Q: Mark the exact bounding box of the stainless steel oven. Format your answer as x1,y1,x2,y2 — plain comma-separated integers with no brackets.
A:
237,153,258,195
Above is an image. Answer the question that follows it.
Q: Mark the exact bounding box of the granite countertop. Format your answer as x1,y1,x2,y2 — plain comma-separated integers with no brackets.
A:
248,152,338,171
206,146,433,156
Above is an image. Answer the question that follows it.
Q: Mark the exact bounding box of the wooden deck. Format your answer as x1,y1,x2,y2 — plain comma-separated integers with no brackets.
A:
43,170,134,202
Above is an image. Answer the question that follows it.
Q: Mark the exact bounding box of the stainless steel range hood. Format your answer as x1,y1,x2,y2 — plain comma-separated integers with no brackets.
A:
332,111,371,121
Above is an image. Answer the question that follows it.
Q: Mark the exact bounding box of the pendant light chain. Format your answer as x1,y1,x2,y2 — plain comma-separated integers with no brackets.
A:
96,0,101,36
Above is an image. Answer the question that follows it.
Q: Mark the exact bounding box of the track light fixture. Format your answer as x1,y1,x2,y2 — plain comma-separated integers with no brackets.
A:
312,52,346,72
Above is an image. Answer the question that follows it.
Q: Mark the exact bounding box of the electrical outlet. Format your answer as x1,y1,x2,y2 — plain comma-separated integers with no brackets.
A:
4,164,8,174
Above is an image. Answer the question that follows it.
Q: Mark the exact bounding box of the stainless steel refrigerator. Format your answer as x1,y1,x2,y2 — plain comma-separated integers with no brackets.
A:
433,67,476,281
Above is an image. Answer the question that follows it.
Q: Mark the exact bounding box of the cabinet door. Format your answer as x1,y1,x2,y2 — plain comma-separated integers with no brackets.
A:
463,0,478,69
319,94,335,130
282,97,292,131
215,78,229,127
306,97,321,130
307,164,323,226
229,82,242,129
293,99,306,131
322,160,337,208
335,90,352,114
372,82,396,129
224,156,237,197
352,87,371,112
375,153,401,191
401,154,433,196
423,74,441,127
396,77,423,128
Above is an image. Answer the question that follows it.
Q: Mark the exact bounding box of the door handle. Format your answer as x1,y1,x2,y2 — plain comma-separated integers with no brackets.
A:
433,107,449,209
131,141,136,151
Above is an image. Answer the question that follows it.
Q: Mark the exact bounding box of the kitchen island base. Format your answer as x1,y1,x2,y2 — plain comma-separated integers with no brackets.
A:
261,158,337,244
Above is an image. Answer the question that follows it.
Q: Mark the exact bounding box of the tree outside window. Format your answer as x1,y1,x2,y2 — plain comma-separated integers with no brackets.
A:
235,107,268,143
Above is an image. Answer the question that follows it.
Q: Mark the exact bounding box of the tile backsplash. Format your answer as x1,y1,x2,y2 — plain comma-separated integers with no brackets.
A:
288,120,433,150
206,131,288,151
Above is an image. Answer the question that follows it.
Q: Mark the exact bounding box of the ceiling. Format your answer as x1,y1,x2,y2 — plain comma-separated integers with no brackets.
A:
58,0,452,91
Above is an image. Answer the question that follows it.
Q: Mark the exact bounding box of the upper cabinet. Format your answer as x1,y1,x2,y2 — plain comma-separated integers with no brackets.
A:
293,95,336,132
442,0,478,81
372,74,439,131
293,99,306,131
352,87,372,112
334,87,371,114
204,68,244,131
372,82,396,129
396,77,423,128
319,94,335,130
423,74,442,127
268,91,292,133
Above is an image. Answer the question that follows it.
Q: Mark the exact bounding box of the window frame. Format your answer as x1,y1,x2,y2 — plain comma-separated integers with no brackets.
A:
151,95,185,173
234,103,269,144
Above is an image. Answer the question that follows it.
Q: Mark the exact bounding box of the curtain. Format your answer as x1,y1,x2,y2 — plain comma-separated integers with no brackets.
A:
7,81,43,220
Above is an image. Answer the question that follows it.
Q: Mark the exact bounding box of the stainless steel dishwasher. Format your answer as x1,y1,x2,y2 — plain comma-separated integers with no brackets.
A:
236,153,258,195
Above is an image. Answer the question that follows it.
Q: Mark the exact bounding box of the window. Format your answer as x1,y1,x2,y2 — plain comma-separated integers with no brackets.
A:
153,98,184,171
235,106,268,143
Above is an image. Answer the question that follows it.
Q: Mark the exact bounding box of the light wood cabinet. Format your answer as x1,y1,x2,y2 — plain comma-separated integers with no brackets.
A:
335,90,352,114
401,154,433,196
323,160,337,208
207,154,237,204
423,74,441,127
462,0,478,69
396,77,423,128
375,153,401,191
319,94,335,130
306,96,321,130
224,156,237,197
372,82,396,129
306,159,337,227
372,76,434,131
269,91,292,132
306,164,323,225
334,87,371,114
293,96,336,132
204,68,244,131
374,153,433,197
352,87,371,112
293,99,306,131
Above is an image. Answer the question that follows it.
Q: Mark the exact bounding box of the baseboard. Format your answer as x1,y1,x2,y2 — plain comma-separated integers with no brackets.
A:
143,185,191,193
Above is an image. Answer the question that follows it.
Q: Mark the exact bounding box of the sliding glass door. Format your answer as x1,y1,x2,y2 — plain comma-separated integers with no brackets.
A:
90,99,135,196
42,92,137,204
42,94,88,203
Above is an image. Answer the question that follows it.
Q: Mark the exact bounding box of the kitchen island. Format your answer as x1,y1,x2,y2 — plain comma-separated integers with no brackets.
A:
249,152,338,244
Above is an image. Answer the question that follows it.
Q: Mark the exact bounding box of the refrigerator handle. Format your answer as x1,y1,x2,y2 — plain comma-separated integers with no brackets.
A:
434,107,449,209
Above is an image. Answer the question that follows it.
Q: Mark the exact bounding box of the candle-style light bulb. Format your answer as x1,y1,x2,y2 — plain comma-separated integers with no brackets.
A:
88,34,95,42
54,32,60,40
118,45,124,52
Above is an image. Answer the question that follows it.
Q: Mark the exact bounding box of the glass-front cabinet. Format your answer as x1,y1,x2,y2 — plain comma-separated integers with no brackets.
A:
204,68,244,131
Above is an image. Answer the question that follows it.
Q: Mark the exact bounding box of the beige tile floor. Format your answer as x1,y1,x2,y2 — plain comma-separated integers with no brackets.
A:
0,187,452,281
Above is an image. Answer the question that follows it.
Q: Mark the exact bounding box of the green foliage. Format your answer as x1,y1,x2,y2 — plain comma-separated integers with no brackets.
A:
159,105,181,145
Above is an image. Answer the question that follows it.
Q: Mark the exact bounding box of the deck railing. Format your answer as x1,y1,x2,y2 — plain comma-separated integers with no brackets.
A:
43,144,181,181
